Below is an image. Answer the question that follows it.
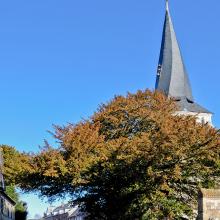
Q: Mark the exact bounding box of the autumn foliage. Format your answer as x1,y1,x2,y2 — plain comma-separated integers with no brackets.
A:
3,90,220,219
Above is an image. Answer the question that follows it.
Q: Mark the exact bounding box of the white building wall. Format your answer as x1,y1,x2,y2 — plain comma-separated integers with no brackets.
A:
175,111,213,126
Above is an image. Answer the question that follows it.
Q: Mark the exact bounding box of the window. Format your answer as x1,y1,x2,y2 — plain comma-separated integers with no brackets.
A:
1,198,4,214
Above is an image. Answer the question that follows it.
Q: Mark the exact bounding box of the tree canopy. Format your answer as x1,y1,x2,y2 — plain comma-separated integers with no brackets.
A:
2,90,220,219
2,145,30,186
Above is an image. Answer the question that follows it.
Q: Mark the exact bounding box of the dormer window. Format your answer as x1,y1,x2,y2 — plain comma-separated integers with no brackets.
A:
186,98,194,104
157,65,162,76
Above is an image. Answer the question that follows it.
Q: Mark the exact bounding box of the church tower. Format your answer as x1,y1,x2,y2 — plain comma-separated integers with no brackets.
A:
156,0,212,125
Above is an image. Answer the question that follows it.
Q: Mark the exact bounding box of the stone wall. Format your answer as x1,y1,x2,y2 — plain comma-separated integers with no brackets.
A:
198,189,220,220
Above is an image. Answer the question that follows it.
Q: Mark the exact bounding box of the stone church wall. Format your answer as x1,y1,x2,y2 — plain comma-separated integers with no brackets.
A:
198,189,220,220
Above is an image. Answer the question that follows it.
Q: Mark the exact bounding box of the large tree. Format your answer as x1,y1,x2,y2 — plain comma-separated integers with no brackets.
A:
3,90,220,219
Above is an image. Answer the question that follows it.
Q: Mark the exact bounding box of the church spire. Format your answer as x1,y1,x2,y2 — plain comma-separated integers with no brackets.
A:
166,0,169,11
155,1,211,115
156,0,194,102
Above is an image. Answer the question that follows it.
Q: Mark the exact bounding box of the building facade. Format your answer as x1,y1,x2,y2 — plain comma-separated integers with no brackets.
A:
0,150,16,220
0,191,16,220
42,203,85,220
198,189,220,220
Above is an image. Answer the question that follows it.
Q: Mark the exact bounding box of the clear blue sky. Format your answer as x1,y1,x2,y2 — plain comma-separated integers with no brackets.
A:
0,0,219,218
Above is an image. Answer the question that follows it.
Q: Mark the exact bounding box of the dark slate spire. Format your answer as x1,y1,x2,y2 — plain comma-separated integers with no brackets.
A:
155,0,210,113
